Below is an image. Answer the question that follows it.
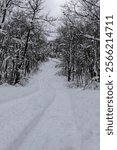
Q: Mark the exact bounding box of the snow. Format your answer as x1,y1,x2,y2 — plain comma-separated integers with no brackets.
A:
0,58,99,150
83,34,100,41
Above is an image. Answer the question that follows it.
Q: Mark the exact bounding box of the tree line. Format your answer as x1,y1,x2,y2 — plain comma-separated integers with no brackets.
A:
0,0,53,85
53,0,100,87
0,0,100,87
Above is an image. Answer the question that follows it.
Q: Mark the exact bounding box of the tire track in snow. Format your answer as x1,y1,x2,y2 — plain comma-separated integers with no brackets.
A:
0,89,55,118
18,91,80,150
0,89,40,105
0,90,43,118
6,92,56,150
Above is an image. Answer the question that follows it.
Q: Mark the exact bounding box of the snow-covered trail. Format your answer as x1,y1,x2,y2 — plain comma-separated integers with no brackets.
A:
0,59,100,150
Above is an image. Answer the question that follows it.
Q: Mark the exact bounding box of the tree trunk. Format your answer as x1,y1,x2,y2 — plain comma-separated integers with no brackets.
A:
68,61,71,82
68,68,71,81
23,29,30,57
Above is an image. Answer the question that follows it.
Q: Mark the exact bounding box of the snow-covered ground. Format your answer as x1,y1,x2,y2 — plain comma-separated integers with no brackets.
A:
0,58,99,150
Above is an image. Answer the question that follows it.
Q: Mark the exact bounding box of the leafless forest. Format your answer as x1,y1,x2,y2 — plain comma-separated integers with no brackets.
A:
0,0,100,87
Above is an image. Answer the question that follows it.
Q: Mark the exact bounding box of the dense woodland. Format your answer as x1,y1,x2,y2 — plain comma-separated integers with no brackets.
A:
52,0,100,87
0,0,100,87
0,0,53,85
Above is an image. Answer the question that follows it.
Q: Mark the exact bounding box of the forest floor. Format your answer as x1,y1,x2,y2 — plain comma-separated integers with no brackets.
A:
0,58,99,150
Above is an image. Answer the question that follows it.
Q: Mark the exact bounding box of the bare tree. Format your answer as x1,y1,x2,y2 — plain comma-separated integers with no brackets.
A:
0,0,52,85
53,0,100,86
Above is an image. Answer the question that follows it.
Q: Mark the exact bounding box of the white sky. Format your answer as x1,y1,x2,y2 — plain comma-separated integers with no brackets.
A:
45,0,68,17
44,0,69,40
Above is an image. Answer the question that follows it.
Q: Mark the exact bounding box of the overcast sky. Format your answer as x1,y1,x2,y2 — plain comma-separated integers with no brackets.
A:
44,0,69,40
45,0,68,17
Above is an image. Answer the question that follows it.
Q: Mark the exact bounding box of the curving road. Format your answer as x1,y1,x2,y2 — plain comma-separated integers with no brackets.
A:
0,59,100,150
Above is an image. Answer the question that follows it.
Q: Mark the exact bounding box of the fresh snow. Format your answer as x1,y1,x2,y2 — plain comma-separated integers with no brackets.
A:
0,58,99,150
